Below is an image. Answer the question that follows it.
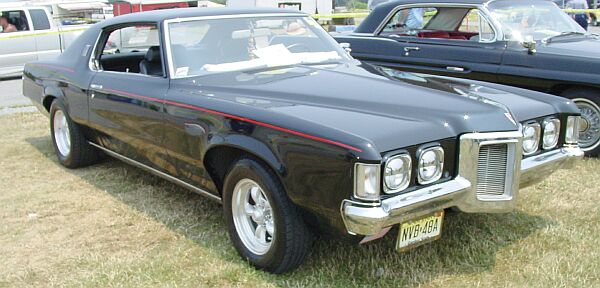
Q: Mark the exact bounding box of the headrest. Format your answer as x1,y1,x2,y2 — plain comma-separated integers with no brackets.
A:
145,46,161,62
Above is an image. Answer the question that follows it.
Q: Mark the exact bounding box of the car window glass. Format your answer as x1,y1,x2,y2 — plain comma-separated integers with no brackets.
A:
97,24,163,76
30,9,51,30
0,10,30,32
381,8,438,34
458,9,495,42
103,25,159,54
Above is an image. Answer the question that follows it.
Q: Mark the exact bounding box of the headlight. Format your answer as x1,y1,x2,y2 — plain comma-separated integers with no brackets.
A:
565,116,580,145
417,147,444,185
383,154,411,193
542,118,560,150
522,123,541,155
354,163,380,201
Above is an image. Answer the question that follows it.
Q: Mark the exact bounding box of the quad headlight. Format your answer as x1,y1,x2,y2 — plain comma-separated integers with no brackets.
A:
417,147,444,185
565,116,580,145
354,163,380,201
542,118,560,150
383,154,411,193
522,123,541,155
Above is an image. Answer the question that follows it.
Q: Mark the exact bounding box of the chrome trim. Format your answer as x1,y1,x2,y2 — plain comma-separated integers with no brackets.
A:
417,146,444,185
542,117,560,150
522,122,541,156
353,163,382,202
520,146,583,188
383,154,412,193
342,130,583,236
163,13,305,79
88,142,222,203
373,3,502,42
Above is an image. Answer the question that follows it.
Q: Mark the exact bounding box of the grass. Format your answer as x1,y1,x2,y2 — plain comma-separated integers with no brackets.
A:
1,112,599,287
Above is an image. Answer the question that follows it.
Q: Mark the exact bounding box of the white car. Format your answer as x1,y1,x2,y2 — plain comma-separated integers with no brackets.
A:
0,5,90,78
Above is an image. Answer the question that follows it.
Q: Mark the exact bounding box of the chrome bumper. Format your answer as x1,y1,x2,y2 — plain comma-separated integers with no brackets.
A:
341,133,583,236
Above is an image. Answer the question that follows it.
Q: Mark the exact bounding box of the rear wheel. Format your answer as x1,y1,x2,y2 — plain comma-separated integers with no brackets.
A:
50,99,100,168
562,88,600,156
223,157,312,274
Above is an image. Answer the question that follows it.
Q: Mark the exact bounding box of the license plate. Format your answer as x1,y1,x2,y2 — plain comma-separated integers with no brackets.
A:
396,211,444,252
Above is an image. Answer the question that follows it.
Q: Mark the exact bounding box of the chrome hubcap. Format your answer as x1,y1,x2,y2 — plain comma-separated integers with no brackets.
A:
574,98,600,151
53,110,71,157
232,179,274,255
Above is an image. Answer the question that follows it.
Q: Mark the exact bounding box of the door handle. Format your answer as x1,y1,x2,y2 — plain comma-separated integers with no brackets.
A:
90,84,103,90
403,46,420,56
446,66,465,72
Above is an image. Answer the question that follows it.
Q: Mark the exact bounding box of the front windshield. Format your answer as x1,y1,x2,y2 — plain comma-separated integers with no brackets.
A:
487,0,585,41
166,16,351,77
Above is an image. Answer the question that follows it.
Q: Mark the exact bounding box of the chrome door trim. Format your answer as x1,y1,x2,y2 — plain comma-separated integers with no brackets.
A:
88,142,222,203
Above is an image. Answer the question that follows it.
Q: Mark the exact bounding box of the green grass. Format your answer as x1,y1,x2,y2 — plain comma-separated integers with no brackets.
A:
1,113,599,287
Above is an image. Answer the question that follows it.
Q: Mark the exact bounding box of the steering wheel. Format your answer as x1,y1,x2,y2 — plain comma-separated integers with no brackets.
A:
285,43,310,53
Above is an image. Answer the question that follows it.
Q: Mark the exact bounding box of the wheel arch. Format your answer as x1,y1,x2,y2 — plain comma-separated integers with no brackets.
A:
42,86,66,112
203,136,286,196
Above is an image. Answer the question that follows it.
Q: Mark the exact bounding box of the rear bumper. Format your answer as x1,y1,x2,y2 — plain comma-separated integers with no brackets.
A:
341,135,583,236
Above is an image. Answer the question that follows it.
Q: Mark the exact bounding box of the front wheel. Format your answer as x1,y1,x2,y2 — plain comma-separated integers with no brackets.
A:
562,88,600,156
222,157,312,274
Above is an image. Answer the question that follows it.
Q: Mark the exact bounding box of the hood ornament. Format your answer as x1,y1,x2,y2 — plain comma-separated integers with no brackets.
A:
505,112,517,126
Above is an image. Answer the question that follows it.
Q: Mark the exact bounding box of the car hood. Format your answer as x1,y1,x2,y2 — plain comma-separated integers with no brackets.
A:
174,63,571,154
538,36,600,58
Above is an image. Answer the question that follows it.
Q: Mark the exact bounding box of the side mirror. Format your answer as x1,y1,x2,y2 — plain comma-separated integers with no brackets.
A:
339,42,352,53
522,37,536,54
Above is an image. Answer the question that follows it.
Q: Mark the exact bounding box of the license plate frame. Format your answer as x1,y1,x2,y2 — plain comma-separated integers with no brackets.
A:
396,211,444,252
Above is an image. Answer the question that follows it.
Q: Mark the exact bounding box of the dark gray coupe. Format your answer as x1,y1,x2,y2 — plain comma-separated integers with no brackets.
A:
23,8,582,273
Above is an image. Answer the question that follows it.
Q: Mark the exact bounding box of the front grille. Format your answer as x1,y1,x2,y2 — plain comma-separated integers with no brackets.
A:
476,144,509,198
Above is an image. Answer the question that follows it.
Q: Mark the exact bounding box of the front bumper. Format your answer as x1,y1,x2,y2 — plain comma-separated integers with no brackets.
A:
341,132,583,236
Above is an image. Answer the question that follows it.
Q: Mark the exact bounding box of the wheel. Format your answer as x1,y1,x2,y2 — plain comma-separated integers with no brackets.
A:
49,99,100,168
561,88,600,156
222,157,312,274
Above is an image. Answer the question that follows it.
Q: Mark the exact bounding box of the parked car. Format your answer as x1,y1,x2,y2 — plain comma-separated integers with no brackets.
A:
335,0,600,155
23,8,583,273
0,5,89,78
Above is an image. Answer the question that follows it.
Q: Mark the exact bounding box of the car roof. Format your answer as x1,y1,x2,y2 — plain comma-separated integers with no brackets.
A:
101,7,305,26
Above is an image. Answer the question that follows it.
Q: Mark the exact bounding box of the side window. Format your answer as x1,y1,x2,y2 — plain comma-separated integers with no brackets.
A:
30,9,51,31
459,9,495,42
381,8,437,34
96,24,163,76
0,10,30,33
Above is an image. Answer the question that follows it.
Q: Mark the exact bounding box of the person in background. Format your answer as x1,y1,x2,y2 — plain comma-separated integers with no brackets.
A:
566,0,591,30
0,15,17,33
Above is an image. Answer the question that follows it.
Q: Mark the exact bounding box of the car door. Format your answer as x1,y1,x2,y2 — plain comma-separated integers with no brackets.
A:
366,6,504,82
0,9,36,77
28,8,61,61
87,23,169,170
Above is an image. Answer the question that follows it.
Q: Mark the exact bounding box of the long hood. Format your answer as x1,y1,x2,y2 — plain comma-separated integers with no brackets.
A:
537,36,600,58
173,63,569,153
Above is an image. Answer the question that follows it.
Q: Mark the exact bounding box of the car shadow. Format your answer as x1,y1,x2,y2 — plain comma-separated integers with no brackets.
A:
26,136,554,286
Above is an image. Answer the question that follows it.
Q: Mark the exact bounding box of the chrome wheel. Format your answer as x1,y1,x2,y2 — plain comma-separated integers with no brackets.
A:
53,110,71,157
232,179,274,255
573,98,600,151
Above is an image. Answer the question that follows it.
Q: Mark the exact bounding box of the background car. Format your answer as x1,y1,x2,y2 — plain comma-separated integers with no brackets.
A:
335,0,600,155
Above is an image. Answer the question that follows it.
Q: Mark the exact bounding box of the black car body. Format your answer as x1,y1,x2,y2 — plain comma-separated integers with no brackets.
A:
335,0,600,155
23,8,582,273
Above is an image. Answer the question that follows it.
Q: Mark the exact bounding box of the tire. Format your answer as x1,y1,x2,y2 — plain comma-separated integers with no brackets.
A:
561,88,600,157
222,157,312,274
49,99,100,168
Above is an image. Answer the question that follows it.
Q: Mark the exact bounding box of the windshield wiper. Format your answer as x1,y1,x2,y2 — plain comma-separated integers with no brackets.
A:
543,31,586,44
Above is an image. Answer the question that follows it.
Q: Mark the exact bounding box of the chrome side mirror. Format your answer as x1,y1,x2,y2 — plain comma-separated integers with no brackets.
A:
339,42,352,53
522,38,536,54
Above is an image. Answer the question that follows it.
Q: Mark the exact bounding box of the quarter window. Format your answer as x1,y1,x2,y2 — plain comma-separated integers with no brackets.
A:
30,9,51,30
459,9,495,42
